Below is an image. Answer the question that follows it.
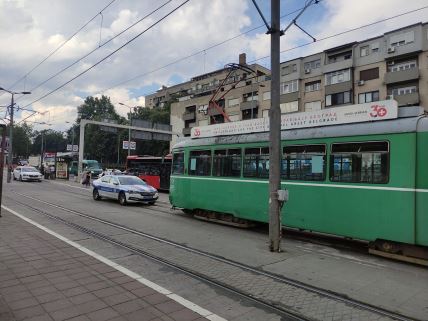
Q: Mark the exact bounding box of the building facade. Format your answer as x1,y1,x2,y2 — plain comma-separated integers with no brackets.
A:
145,22,428,148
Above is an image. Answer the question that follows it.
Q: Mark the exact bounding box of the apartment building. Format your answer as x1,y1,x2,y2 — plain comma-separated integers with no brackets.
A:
280,22,428,112
146,54,271,146
146,22,428,148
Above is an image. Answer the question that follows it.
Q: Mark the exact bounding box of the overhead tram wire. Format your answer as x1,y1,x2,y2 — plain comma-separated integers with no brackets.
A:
20,3,427,124
108,5,428,107
5,0,118,93
16,1,316,113
18,0,192,124
14,0,173,102
98,4,316,93
119,3,428,106
248,4,428,64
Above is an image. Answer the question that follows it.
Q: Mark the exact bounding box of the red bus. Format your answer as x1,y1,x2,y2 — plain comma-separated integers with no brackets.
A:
125,155,172,190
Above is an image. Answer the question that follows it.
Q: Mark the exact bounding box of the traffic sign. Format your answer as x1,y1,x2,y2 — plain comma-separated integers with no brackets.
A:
122,141,136,150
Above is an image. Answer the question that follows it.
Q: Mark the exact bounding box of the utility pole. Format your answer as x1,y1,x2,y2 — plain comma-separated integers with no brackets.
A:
7,93,15,183
268,0,282,252
0,125,6,217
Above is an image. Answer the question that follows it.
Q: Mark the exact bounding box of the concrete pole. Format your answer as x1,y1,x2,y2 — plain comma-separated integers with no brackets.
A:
268,0,282,252
128,108,131,157
7,93,14,183
78,120,86,180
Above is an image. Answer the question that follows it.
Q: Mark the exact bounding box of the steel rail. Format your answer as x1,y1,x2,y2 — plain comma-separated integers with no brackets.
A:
9,192,416,321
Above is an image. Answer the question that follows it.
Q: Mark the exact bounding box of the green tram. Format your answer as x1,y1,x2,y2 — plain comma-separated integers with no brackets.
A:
169,107,428,263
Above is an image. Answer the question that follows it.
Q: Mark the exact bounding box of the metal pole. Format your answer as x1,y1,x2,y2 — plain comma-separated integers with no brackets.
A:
7,93,14,183
0,125,6,216
40,130,44,167
128,108,131,157
268,0,282,252
78,121,85,179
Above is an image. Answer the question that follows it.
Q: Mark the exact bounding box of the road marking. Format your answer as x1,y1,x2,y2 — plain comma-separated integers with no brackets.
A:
1,205,227,321
171,175,428,193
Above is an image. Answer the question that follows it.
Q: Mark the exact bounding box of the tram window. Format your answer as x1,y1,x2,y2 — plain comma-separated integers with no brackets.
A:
189,150,212,176
330,141,389,183
243,147,269,178
172,152,184,175
213,149,241,177
282,144,326,181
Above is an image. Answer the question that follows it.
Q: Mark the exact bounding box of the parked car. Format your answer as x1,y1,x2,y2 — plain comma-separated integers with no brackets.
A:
13,166,43,182
92,175,158,206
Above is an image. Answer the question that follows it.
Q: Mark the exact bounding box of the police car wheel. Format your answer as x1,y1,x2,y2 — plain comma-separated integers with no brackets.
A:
119,192,127,206
93,188,101,201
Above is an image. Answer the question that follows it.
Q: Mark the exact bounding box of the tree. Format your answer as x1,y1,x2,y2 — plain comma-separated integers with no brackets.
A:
31,129,67,155
9,123,33,158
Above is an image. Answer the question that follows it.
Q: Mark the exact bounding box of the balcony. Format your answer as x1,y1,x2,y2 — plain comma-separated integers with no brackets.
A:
208,107,224,116
182,111,196,121
394,92,419,106
325,81,352,95
384,68,419,85
280,91,299,103
240,101,259,111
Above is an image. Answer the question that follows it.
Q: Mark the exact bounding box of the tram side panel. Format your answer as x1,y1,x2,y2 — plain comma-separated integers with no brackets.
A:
416,130,428,247
281,133,416,245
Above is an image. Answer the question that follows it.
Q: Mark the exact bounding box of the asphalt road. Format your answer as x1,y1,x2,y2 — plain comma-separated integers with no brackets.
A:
2,179,428,321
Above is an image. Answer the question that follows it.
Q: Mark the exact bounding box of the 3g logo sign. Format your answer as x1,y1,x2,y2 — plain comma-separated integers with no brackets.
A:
193,128,201,137
370,105,387,118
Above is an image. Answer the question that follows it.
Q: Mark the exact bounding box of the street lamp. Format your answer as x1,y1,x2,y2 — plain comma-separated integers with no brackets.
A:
0,87,31,183
118,102,136,157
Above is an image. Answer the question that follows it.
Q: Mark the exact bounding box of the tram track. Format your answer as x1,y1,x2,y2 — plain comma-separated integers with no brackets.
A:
6,192,417,321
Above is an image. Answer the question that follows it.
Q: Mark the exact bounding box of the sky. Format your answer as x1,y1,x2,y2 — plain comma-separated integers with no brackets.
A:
0,0,427,131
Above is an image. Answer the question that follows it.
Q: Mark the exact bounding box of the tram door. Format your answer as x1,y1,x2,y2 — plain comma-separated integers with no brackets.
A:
160,163,171,190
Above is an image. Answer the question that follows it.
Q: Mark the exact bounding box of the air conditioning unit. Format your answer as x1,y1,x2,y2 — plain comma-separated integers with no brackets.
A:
304,69,311,74
357,80,365,86
387,47,395,53
387,61,395,66
386,95,394,100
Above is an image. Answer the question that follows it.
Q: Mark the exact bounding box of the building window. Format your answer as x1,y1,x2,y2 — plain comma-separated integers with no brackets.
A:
189,150,211,176
282,145,326,181
242,108,258,120
243,92,258,102
281,64,297,75
325,69,351,85
212,149,241,177
327,50,352,64
262,91,271,100
172,152,185,175
305,81,321,92
330,141,389,184
358,91,379,104
389,31,414,47
304,101,321,112
228,98,240,107
360,45,370,57
389,86,418,96
304,59,321,70
371,42,380,53
280,101,298,113
388,60,417,72
360,67,379,81
243,147,270,178
325,91,351,107
280,80,298,94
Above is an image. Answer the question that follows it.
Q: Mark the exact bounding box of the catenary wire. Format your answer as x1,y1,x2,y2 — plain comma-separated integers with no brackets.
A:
5,0,118,93
20,4,428,124
17,0,191,125
14,0,173,103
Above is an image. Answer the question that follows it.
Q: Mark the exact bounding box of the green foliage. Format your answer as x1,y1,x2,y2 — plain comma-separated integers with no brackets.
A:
8,123,33,158
31,129,67,155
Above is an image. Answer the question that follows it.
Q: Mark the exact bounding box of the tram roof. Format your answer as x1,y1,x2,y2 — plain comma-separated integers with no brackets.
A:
173,107,428,149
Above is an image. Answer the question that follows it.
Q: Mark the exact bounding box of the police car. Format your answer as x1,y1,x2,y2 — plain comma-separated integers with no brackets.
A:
92,175,158,206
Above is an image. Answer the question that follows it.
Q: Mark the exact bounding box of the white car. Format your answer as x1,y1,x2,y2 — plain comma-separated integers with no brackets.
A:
13,166,43,182
92,175,158,206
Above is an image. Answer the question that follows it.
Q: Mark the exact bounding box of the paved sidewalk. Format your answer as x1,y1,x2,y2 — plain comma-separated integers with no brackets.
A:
0,211,210,321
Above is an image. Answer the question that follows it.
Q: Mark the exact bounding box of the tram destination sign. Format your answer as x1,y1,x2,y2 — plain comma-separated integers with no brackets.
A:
191,100,398,138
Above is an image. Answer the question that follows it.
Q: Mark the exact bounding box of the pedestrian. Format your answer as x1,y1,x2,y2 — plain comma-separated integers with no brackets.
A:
49,165,55,179
85,171,91,187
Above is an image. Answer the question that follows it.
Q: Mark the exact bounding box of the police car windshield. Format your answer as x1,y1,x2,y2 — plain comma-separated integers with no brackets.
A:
118,176,146,186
